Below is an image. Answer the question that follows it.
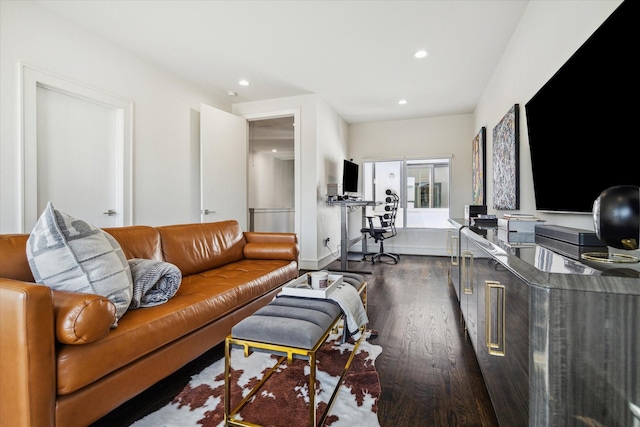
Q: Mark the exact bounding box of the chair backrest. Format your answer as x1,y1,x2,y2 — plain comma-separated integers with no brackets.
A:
379,190,399,238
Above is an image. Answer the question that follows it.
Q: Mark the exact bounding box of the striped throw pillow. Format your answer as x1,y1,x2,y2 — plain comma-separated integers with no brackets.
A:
26,202,133,326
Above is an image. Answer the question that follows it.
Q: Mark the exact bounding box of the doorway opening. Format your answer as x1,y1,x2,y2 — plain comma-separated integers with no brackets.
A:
247,116,295,233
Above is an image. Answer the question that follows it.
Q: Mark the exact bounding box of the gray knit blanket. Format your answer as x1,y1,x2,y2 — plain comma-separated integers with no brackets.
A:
329,283,369,343
127,258,182,309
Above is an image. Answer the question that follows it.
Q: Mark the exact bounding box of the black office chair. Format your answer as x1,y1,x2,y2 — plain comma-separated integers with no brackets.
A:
361,189,400,264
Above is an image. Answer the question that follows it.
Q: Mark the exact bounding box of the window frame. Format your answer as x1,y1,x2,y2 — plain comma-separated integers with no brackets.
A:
363,156,451,229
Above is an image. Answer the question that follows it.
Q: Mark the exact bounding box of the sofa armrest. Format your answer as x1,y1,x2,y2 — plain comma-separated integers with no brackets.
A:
0,279,56,427
243,231,298,245
243,242,298,261
243,232,299,261
53,290,116,345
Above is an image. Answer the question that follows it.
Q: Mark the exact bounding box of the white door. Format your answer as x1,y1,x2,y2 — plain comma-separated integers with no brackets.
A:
22,65,132,232
200,103,248,229
36,87,118,227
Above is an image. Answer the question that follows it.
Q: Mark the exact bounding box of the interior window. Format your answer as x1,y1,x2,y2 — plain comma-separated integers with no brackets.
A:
363,158,450,229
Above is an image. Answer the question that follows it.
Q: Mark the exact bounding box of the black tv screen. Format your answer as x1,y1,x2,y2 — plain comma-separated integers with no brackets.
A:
525,0,638,213
342,159,359,194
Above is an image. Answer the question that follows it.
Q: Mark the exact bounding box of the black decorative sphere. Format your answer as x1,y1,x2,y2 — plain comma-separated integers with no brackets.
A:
592,185,640,250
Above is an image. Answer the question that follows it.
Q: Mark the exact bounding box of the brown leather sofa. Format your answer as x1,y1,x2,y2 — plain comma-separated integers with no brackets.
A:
0,220,299,427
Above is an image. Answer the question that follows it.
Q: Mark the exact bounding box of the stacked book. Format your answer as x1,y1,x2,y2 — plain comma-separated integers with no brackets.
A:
497,214,545,233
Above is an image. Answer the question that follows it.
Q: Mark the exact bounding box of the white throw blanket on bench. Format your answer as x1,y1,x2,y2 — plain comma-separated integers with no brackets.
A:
329,283,368,343
128,259,182,309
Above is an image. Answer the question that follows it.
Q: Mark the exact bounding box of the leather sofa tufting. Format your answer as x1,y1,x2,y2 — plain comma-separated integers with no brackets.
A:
0,220,299,427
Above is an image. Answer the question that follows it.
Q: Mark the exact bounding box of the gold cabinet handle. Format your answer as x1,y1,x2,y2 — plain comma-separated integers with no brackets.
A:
462,250,474,294
485,280,506,356
451,235,459,266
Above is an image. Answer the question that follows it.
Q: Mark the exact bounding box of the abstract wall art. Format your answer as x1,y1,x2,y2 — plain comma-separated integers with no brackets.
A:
472,127,486,205
492,104,519,210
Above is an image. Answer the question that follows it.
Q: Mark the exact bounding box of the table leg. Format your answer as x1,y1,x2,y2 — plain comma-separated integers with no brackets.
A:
340,204,348,270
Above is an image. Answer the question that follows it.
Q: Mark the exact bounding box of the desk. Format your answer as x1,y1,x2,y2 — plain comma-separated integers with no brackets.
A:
327,198,379,271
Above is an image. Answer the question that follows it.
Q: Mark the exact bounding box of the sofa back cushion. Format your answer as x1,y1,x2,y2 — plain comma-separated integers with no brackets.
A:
103,226,162,261
157,221,246,276
0,234,34,282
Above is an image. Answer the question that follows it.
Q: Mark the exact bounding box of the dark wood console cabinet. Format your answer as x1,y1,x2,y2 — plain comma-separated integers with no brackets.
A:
448,218,640,427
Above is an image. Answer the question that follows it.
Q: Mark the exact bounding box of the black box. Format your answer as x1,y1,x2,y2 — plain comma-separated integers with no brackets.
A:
465,205,487,219
535,235,608,260
534,224,608,260
534,224,604,246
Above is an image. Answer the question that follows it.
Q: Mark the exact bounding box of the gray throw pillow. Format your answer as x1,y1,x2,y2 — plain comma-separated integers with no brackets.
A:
26,202,133,326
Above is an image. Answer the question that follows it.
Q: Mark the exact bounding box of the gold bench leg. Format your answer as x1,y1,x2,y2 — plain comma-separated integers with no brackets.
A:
224,314,366,427
309,352,317,426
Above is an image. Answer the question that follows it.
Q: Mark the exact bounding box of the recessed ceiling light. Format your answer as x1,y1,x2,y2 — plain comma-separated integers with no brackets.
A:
227,91,237,97
414,50,429,59
398,99,407,105
239,80,250,86
272,149,277,153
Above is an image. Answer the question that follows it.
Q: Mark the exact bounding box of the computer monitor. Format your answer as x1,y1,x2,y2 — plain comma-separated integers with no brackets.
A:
342,159,359,194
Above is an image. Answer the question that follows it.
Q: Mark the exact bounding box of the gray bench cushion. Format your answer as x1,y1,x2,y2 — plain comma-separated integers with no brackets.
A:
329,272,364,290
231,297,342,349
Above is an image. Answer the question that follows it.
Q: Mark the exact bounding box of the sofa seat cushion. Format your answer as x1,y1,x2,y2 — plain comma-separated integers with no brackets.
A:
181,259,298,303
55,259,298,395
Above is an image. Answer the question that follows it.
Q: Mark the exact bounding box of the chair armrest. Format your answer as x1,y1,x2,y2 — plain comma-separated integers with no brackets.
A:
364,215,386,228
0,279,56,427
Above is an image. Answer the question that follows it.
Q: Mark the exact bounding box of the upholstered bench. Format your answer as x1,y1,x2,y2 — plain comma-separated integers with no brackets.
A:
224,272,367,427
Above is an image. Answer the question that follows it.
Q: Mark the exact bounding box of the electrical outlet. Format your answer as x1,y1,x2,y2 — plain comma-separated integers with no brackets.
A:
323,237,330,247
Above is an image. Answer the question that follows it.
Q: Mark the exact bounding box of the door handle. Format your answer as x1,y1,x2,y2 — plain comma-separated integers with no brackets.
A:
201,209,216,215
103,209,117,216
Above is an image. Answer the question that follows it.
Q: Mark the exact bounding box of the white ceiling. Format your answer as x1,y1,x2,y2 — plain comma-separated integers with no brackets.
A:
36,0,529,124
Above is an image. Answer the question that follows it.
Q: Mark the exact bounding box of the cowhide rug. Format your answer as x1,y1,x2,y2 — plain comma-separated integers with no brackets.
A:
131,331,382,427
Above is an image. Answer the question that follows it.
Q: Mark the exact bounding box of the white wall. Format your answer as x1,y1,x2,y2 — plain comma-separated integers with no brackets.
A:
1,0,627,262
316,99,350,267
349,114,474,255
347,1,624,257
0,1,343,268
248,153,294,208
474,0,623,231
247,153,294,233
234,95,350,270
0,1,228,232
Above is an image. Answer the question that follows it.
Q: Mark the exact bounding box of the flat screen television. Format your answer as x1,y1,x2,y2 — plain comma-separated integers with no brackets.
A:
525,0,638,213
342,159,359,194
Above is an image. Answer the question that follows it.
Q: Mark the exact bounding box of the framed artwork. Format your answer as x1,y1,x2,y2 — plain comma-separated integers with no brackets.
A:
471,127,486,205
492,104,519,210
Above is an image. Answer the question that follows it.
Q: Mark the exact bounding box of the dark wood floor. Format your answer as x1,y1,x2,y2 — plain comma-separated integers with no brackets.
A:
92,255,498,427
350,255,498,427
